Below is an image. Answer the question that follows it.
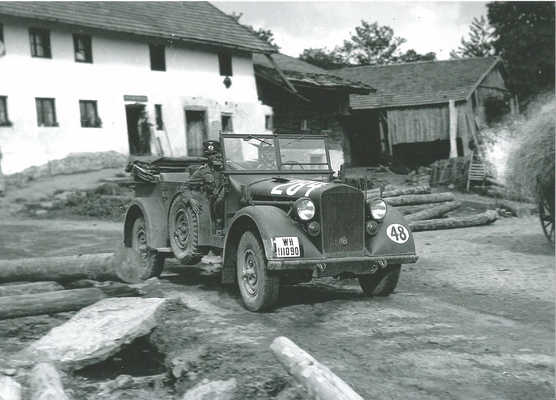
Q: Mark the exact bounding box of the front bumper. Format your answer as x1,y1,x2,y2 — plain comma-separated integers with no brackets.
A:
266,253,418,277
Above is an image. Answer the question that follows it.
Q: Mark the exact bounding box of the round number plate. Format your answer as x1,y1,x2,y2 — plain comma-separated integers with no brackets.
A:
386,224,410,244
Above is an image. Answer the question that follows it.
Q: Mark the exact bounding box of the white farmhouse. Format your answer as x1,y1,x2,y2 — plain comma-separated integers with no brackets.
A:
0,1,275,173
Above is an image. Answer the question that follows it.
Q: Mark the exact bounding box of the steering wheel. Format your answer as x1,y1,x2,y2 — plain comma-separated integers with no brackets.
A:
282,160,305,170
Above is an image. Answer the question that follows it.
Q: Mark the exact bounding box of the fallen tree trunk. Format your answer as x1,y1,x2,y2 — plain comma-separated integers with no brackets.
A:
405,201,461,222
394,203,448,215
0,376,21,400
271,336,364,400
0,283,140,319
0,281,64,297
409,210,497,232
378,185,431,198
384,192,455,206
29,363,70,400
0,248,144,284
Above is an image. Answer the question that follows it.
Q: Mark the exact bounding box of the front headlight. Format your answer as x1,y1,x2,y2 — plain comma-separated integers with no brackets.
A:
369,199,387,221
294,198,315,221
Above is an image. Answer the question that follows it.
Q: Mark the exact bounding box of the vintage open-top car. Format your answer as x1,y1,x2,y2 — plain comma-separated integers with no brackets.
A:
123,133,418,311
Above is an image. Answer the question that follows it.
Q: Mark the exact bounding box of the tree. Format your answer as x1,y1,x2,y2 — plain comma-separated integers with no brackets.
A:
229,12,280,50
298,47,346,69
396,49,437,63
450,16,495,58
487,2,555,103
339,21,406,65
299,20,436,68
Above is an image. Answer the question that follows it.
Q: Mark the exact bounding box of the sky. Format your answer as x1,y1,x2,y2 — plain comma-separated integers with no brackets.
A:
214,1,488,60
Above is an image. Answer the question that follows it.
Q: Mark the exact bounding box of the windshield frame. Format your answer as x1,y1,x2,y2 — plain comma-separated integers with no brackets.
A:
221,133,332,175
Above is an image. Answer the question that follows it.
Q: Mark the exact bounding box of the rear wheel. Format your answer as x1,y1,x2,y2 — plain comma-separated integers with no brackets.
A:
358,264,401,297
538,189,554,244
130,216,164,279
236,231,280,311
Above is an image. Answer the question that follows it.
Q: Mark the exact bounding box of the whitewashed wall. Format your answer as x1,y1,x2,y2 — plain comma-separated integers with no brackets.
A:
0,20,272,173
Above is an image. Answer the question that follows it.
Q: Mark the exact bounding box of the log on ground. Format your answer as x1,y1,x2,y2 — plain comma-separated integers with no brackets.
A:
409,210,498,232
384,192,455,207
0,248,144,284
271,336,364,400
0,281,64,297
379,185,431,198
405,201,461,222
0,283,140,320
395,203,452,215
29,363,70,400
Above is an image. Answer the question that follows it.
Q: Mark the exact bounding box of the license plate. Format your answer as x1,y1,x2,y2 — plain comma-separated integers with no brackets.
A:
273,236,300,257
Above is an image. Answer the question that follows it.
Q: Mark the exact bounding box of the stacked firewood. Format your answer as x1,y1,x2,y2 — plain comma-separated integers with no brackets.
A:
368,185,497,232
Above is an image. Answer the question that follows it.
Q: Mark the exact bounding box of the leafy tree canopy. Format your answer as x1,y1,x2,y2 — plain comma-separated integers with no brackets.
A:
230,12,280,50
487,1,555,102
450,16,496,58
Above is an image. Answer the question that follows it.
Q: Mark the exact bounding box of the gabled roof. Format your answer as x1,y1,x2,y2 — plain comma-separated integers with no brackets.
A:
0,1,275,53
335,56,503,109
253,53,373,94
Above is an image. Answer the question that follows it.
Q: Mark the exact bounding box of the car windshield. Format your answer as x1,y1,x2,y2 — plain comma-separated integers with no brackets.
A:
222,135,330,171
278,137,329,170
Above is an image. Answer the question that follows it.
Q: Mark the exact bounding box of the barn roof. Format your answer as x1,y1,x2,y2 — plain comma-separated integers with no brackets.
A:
253,53,373,94
335,56,502,109
0,1,275,53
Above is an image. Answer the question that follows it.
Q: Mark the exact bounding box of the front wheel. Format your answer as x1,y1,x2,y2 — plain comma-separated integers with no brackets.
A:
130,216,165,279
236,231,280,311
358,264,401,297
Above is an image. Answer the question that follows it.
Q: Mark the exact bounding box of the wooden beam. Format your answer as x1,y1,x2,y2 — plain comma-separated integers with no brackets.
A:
383,192,455,207
449,100,458,158
271,336,364,400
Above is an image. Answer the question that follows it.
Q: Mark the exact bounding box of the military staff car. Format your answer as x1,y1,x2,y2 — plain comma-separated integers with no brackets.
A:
124,133,418,311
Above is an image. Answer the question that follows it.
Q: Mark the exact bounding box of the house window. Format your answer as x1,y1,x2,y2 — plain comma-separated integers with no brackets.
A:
35,98,57,126
29,28,51,58
79,100,101,127
265,115,273,131
0,96,10,126
221,114,233,132
73,34,92,63
218,53,232,76
149,44,165,71
155,104,164,130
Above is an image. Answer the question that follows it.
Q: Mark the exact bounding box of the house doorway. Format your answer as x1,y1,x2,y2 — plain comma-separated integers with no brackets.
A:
347,111,381,166
185,110,207,156
125,104,147,156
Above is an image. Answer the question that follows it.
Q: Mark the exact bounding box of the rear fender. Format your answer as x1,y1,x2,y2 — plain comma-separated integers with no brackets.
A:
367,206,416,257
123,198,167,249
221,206,319,283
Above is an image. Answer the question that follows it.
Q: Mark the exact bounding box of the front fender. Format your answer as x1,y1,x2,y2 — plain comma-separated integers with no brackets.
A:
123,197,167,249
367,206,416,257
221,206,320,283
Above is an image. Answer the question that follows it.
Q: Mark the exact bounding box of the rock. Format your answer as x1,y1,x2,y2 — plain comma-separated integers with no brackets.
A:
170,345,208,379
19,297,166,370
201,254,222,265
182,378,237,400
98,373,166,395
29,363,70,400
0,376,21,400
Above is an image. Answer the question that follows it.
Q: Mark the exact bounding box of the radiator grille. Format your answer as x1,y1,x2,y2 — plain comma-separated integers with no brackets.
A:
321,188,364,254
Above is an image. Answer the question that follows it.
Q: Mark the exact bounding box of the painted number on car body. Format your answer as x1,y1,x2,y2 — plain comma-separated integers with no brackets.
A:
386,224,409,244
270,180,327,197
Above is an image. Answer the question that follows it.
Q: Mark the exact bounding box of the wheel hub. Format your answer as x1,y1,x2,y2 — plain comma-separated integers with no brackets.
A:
241,250,258,297
173,209,190,250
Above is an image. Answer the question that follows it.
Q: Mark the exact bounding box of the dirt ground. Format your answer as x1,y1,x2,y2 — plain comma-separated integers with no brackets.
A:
0,212,553,399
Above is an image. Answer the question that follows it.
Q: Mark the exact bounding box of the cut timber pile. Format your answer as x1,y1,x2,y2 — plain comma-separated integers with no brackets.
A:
378,185,497,231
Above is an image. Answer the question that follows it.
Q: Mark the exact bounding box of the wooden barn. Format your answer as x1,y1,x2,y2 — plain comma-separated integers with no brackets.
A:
253,53,372,172
335,57,516,168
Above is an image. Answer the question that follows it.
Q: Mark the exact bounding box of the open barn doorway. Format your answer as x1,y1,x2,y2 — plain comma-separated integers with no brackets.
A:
346,111,381,166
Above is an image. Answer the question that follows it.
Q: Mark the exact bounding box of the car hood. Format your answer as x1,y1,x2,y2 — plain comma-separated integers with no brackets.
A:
229,175,353,203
